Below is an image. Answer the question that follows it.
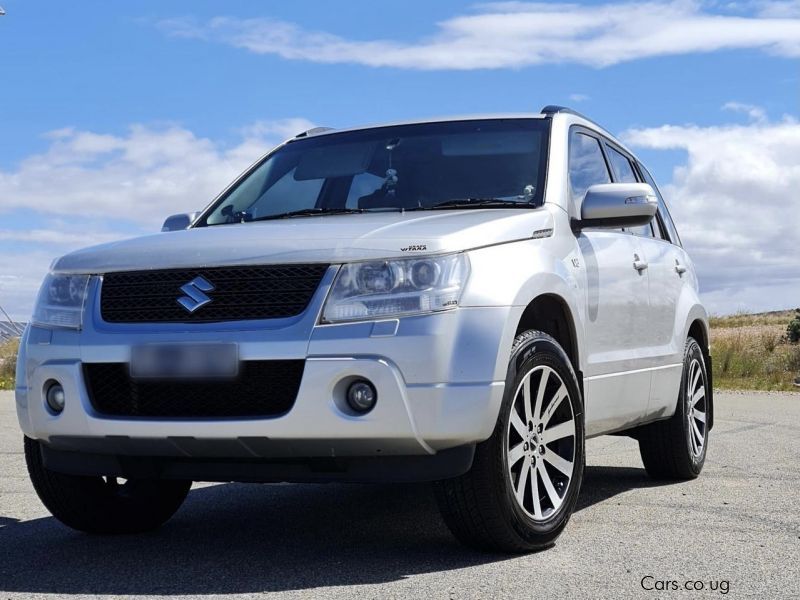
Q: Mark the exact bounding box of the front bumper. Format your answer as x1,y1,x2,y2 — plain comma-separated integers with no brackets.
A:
18,354,504,457
16,284,516,468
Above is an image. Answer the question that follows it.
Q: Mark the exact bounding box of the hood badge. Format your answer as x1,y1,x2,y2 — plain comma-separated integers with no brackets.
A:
177,276,215,313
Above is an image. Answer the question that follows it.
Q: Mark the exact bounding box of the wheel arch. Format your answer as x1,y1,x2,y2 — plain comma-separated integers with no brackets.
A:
688,319,709,354
513,293,582,396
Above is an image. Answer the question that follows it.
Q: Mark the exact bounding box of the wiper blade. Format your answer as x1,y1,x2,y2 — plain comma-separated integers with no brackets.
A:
251,207,365,221
429,197,530,209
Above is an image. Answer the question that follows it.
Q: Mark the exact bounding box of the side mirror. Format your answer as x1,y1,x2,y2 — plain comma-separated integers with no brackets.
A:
573,183,657,230
161,212,200,232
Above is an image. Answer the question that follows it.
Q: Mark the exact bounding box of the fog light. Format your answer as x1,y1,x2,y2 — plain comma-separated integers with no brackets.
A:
45,381,65,414
346,380,377,414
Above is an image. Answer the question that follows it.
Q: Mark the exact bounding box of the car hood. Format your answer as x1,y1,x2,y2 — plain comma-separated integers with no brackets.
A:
53,208,555,274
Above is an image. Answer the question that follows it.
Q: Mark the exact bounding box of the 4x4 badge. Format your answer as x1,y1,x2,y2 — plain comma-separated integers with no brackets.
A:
177,276,215,313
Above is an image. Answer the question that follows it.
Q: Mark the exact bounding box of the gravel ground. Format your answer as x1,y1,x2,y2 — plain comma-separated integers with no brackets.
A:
0,390,798,599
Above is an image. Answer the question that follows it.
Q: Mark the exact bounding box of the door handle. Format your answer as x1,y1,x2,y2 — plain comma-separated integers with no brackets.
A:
633,254,648,272
675,260,687,275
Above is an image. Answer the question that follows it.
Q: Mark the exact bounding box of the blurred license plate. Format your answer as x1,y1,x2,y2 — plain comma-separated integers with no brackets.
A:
130,343,238,379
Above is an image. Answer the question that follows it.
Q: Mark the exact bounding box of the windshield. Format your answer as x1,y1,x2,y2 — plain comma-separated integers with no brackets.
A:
198,119,549,226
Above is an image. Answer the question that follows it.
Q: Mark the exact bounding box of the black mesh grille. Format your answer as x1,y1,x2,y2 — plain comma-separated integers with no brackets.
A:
100,264,328,323
83,361,305,418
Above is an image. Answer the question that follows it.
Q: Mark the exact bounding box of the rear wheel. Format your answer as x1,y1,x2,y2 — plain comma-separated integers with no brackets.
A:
638,336,709,479
24,436,191,534
434,330,585,553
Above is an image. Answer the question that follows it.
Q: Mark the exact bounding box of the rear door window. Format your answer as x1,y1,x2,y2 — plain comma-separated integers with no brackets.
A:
605,145,638,183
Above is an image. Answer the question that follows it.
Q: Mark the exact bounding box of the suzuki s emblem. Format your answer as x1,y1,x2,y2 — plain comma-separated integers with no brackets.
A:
177,276,215,313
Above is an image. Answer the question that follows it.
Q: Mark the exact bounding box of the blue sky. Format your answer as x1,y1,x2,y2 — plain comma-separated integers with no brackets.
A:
1,0,799,318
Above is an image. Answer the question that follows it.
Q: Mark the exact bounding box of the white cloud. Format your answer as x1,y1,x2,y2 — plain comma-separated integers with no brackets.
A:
755,0,800,18
569,93,590,103
0,118,313,320
0,119,312,226
622,112,800,314
722,101,768,122
158,1,800,70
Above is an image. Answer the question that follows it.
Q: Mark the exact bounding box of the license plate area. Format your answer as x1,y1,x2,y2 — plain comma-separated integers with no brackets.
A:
130,343,238,380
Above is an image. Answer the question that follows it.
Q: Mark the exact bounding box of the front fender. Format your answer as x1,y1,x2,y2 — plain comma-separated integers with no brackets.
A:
462,239,586,379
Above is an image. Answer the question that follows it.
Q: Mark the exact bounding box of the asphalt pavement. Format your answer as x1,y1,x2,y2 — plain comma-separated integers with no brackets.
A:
0,390,797,599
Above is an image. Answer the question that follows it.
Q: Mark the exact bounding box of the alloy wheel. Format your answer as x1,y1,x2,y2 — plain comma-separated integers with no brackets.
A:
686,358,707,458
506,365,576,521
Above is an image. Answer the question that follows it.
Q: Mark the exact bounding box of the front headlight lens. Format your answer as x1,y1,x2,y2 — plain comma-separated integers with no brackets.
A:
322,254,469,323
31,273,90,329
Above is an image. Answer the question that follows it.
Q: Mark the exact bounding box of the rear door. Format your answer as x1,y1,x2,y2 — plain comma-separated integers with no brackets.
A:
570,128,652,436
605,142,686,419
635,163,688,417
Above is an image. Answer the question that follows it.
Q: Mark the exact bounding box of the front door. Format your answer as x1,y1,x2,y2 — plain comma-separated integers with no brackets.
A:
578,230,653,435
568,128,652,436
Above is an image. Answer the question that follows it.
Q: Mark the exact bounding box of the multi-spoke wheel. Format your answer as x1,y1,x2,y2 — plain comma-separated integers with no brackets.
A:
686,357,708,459
638,336,710,479
506,366,576,521
434,330,584,553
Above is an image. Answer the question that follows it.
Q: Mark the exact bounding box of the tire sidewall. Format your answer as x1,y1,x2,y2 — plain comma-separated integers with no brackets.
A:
492,333,585,544
680,338,708,474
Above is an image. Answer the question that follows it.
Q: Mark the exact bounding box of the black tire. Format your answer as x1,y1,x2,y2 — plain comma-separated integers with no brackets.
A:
24,436,191,534
434,330,585,553
638,336,709,480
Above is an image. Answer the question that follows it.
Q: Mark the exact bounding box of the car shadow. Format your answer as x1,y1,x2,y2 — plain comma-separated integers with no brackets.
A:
576,464,679,511
0,465,671,595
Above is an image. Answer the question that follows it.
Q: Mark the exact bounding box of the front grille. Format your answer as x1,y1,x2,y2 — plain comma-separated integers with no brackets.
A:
100,264,329,323
83,361,305,418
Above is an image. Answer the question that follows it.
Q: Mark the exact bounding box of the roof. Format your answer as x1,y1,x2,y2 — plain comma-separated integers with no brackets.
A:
294,112,548,139
290,104,632,161
292,106,626,151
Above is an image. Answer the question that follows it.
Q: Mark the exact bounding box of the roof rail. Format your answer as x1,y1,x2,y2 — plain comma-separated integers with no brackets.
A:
540,105,592,119
294,126,334,138
539,105,607,131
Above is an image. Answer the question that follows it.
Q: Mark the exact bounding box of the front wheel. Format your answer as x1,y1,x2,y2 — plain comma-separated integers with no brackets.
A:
434,330,585,553
24,437,191,534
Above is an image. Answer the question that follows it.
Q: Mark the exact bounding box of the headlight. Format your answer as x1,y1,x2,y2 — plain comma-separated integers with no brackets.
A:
31,273,90,329
322,254,469,323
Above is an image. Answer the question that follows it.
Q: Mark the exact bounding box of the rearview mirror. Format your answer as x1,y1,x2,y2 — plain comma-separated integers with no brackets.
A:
573,183,657,230
161,212,200,232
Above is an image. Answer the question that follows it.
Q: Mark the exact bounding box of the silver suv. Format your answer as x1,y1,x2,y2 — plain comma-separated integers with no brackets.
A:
17,106,712,552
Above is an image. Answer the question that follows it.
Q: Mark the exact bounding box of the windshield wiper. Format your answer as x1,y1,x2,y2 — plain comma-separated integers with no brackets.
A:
250,207,366,222
428,197,530,209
